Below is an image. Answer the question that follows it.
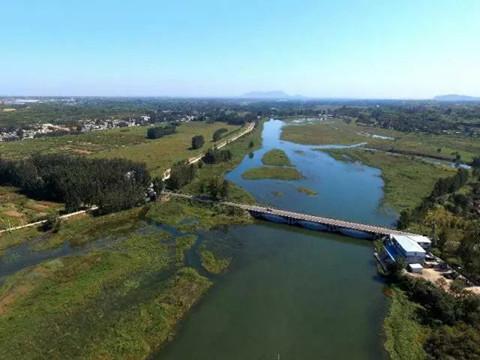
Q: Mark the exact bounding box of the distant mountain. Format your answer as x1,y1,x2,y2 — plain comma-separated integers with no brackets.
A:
434,94,480,102
242,91,291,99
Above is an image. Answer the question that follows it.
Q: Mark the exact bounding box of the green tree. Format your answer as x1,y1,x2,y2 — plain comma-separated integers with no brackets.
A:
191,135,205,149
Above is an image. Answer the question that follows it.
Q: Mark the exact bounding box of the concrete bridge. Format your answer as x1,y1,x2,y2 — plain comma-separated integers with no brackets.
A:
167,192,413,239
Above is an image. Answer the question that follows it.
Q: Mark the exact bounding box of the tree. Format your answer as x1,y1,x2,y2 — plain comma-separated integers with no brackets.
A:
191,135,205,149
0,154,151,214
42,214,61,233
167,162,197,189
147,125,176,139
212,128,228,142
152,177,165,194
206,176,229,200
203,148,232,164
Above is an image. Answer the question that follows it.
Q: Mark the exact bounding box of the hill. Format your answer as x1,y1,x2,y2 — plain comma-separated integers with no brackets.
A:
434,94,480,102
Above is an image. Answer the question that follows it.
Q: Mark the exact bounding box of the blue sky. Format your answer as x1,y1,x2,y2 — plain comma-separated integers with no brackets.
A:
1,0,479,98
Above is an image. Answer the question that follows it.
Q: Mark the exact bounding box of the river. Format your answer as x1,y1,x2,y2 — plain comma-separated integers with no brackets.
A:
158,119,397,359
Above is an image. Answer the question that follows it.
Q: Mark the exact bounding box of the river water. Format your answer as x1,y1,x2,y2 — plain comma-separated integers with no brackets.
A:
158,120,397,360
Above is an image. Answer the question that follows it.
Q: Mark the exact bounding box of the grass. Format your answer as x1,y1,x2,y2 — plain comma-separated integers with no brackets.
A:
0,195,256,359
242,166,303,181
0,186,63,230
261,149,292,166
384,287,428,360
200,249,231,274
92,122,239,177
325,149,454,211
0,231,209,359
147,198,253,233
0,122,240,223
282,119,480,163
182,120,264,203
297,186,318,196
176,235,197,266
0,122,239,176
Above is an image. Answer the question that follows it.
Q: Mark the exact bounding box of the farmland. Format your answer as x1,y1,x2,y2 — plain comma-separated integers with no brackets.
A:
0,122,239,176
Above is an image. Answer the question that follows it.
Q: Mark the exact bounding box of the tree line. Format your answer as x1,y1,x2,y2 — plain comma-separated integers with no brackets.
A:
335,105,480,135
147,124,177,139
212,128,229,141
398,167,480,283
390,273,480,359
0,154,150,214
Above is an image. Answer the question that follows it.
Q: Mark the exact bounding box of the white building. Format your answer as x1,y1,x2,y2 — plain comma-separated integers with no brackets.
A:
385,234,427,264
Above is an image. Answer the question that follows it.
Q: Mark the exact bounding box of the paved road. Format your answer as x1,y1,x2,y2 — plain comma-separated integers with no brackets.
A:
0,206,98,235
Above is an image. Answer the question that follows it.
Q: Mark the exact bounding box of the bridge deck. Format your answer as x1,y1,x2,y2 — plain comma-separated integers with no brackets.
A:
225,202,409,236
167,192,411,237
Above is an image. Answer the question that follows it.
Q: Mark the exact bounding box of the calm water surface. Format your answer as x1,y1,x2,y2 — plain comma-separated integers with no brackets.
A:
158,120,397,360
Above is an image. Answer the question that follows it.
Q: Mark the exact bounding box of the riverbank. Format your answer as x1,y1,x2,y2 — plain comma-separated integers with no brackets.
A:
324,148,454,211
281,118,480,163
0,120,265,358
0,198,254,359
279,119,456,211
383,287,427,360
182,120,264,203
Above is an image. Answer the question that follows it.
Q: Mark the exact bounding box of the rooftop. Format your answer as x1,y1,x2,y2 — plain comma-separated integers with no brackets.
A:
407,234,432,245
391,234,426,254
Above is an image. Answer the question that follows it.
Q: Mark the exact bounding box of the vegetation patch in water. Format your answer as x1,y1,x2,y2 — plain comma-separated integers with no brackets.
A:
242,166,303,181
200,249,231,274
147,198,253,232
0,197,253,359
296,186,317,196
0,230,212,359
261,149,292,166
272,191,284,197
176,235,197,266
324,148,453,211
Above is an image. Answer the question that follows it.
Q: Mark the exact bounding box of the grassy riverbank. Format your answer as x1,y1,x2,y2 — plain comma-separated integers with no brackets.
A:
384,287,427,360
325,149,454,211
0,198,253,359
281,119,480,163
183,120,264,203
0,186,62,230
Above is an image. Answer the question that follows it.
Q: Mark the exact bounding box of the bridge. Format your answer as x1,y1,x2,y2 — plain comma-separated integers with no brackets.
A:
166,192,413,239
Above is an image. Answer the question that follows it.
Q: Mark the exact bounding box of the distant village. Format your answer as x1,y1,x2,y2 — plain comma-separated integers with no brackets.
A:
0,115,203,142
0,97,199,142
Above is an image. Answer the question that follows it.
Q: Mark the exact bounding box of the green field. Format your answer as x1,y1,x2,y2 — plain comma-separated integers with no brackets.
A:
0,186,63,230
0,122,239,175
261,148,292,166
0,122,241,223
0,198,252,359
242,166,303,181
325,149,454,211
282,119,480,163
